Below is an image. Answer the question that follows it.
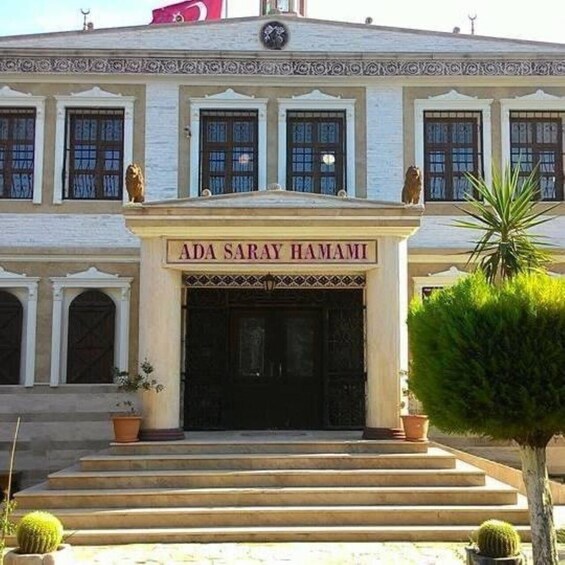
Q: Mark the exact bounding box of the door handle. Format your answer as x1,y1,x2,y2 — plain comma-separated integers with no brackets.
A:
278,362,282,378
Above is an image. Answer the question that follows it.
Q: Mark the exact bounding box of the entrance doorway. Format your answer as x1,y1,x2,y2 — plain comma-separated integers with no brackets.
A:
231,308,321,429
183,288,364,430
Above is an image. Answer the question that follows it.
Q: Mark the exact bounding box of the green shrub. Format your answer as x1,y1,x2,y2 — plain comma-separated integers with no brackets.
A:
407,272,565,443
477,519,521,558
16,511,63,554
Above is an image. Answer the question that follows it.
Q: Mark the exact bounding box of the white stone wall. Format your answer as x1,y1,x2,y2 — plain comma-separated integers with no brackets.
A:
0,214,139,249
0,19,563,54
366,87,404,201
145,82,180,201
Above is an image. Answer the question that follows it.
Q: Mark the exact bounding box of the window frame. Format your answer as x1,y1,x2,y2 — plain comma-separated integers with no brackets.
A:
286,110,346,195
54,87,134,204
50,267,132,386
413,266,469,301
0,86,45,204
199,109,259,195
415,90,493,203
278,90,356,193
0,266,39,387
501,90,565,203
189,89,267,197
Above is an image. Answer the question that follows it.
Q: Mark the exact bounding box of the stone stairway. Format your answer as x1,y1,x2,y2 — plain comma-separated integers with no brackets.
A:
12,434,530,544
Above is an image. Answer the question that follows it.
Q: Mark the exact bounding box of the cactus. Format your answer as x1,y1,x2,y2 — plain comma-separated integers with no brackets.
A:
477,519,521,558
16,511,63,554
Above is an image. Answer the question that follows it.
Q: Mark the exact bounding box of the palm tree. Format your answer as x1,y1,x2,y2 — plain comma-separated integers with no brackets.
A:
455,164,556,284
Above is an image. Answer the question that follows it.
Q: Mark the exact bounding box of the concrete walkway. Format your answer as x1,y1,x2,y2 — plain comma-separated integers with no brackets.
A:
61,541,565,565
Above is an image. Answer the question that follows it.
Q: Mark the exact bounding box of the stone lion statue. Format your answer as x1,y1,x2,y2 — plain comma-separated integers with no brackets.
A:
401,165,423,205
125,163,145,204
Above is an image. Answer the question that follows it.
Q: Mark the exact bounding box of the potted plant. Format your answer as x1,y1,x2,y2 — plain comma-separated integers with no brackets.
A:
400,370,429,442
4,511,72,564
112,360,164,443
465,519,526,564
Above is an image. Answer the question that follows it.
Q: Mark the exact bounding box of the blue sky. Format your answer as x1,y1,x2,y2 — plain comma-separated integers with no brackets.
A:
0,0,564,44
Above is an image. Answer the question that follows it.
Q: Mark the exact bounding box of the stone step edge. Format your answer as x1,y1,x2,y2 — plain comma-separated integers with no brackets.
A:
110,439,428,447
16,483,518,498
5,525,533,545
50,459,482,477
12,503,530,514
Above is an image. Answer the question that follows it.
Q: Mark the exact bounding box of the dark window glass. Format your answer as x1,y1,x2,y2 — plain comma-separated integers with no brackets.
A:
510,112,564,201
65,108,124,200
67,290,115,384
287,111,346,195
200,110,258,194
423,112,483,201
0,108,35,199
0,290,22,385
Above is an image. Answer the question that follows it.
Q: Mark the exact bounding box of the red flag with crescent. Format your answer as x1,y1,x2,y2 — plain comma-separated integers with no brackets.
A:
151,0,223,24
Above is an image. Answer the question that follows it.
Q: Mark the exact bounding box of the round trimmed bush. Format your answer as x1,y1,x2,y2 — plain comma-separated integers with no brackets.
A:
16,511,63,554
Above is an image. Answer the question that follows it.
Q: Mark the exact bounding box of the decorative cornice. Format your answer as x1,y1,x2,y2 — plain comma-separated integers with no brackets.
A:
3,55,565,76
427,89,477,101
204,88,255,100
291,89,341,100
513,88,562,100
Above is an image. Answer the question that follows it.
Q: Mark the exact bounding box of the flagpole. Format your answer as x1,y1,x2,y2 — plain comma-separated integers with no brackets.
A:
224,0,229,18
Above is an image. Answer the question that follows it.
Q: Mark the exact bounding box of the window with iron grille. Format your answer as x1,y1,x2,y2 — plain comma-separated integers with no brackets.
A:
67,290,115,384
0,290,22,385
510,111,564,201
286,110,346,195
200,110,258,195
0,108,35,200
424,111,483,201
64,108,124,200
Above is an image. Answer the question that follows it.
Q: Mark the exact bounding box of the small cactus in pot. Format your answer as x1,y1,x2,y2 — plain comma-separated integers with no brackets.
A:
466,519,526,564
16,511,63,554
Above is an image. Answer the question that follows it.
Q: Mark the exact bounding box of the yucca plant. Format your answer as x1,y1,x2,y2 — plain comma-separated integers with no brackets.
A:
455,163,556,284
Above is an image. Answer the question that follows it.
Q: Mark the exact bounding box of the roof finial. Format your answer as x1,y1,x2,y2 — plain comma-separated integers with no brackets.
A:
468,13,477,35
81,8,92,31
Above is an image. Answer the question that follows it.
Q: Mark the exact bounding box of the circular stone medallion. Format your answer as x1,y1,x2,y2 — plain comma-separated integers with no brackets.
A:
260,21,289,50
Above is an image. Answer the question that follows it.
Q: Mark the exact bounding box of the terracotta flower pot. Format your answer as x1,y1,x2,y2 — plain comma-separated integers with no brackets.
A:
401,414,429,442
111,414,142,443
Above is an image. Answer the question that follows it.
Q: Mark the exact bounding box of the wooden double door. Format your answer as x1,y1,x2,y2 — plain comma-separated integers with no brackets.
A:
230,308,322,429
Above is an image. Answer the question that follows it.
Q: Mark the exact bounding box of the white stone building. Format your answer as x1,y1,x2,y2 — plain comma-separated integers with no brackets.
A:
0,1,564,485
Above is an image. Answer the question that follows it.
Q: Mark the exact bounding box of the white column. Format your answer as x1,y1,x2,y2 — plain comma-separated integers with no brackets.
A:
138,237,183,439
50,285,64,387
23,283,38,387
117,286,131,372
364,236,409,438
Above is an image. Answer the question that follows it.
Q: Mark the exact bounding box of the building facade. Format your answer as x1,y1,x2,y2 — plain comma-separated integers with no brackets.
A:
1,6,564,484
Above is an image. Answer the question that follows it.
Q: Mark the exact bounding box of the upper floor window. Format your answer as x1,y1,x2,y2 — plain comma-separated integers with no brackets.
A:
0,108,36,200
286,110,346,195
509,111,564,201
200,109,258,195
64,108,124,200
423,111,483,201
54,87,134,204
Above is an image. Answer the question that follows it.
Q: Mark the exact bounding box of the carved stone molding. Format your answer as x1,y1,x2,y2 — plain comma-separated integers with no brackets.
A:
2,55,565,76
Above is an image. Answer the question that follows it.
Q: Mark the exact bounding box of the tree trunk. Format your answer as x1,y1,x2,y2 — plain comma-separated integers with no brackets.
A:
519,444,558,565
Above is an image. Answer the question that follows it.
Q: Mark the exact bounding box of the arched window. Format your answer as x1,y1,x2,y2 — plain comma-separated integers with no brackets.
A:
67,290,115,384
0,290,23,385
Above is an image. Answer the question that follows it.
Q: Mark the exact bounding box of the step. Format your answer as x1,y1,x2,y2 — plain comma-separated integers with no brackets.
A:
12,503,530,530
5,524,532,545
47,462,486,490
79,449,456,472
15,482,518,509
108,439,429,456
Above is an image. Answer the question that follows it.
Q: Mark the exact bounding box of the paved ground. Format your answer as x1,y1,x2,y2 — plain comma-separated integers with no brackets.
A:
48,541,565,565
60,542,478,564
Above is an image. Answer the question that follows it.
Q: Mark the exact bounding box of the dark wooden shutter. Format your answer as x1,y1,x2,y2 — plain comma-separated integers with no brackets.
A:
67,290,115,384
0,290,22,385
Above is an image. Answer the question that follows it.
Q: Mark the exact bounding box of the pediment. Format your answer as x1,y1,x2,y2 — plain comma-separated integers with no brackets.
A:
141,189,409,210
0,16,563,55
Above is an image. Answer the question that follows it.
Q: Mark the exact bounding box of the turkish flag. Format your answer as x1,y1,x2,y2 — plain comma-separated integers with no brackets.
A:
151,0,223,24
